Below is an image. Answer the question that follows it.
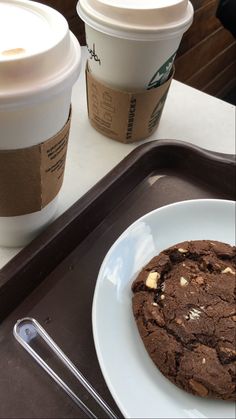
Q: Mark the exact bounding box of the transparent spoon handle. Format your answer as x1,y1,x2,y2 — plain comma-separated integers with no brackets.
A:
14,318,118,419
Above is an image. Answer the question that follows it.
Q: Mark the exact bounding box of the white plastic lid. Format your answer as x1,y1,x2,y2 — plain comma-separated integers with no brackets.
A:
77,0,194,40
0,0,81,107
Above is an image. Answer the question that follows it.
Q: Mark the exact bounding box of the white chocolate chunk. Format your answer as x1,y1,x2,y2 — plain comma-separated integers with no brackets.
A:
178,248,188,253
180,276,189,287
161,282,166,291
145,271,160,289
221,267,235,275
189,308,201,320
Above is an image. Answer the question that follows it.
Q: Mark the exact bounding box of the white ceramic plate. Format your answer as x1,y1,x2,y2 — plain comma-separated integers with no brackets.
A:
92,199,236,419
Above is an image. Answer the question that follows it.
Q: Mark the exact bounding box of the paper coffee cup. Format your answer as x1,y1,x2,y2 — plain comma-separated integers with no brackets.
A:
0,0,81,247
77,0,193,90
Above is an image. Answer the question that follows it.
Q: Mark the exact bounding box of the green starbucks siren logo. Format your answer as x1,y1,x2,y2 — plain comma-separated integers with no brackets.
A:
147,51,176,90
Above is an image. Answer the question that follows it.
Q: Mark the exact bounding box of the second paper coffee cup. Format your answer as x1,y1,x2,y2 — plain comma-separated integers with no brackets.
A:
77,0,194,90
0,0,81,247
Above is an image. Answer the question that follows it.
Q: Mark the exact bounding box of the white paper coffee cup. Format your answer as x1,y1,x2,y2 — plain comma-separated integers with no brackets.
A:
77,0,193,90
0,0,81,247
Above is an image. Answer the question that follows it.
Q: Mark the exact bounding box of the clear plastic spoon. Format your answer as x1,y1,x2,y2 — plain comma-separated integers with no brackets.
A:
14,318,118,419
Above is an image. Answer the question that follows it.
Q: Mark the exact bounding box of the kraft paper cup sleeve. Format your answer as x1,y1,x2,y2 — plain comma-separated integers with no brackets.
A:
85,62,174,143
0,109,71,217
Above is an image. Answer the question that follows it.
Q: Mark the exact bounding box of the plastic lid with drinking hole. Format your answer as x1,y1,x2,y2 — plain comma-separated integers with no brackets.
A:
77,0,194,40
0,0,81,107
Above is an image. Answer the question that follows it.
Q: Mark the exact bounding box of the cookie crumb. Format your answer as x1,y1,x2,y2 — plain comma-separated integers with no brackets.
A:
194,276,204,285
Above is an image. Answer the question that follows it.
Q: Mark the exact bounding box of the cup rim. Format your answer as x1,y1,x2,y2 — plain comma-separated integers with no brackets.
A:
77,1,194,41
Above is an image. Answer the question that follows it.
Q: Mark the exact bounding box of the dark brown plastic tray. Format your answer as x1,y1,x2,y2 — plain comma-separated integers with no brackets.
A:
0,140,235,418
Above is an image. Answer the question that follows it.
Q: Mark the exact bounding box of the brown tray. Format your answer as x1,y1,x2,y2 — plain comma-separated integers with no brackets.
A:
0,140,235,418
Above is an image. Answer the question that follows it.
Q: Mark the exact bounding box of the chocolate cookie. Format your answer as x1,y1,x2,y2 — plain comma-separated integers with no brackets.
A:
132,240,236,400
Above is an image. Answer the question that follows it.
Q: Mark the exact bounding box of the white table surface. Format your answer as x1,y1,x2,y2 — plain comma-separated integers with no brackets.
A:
0,47,235,269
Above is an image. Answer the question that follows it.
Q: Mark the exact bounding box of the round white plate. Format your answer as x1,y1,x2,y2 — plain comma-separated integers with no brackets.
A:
92,199,236,419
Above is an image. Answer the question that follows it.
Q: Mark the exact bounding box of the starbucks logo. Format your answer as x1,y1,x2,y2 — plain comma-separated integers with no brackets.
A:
148,51,176,90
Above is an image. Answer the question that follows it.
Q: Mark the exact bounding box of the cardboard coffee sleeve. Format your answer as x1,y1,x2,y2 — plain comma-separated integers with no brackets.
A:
0,112,71,217
86,63,174,143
